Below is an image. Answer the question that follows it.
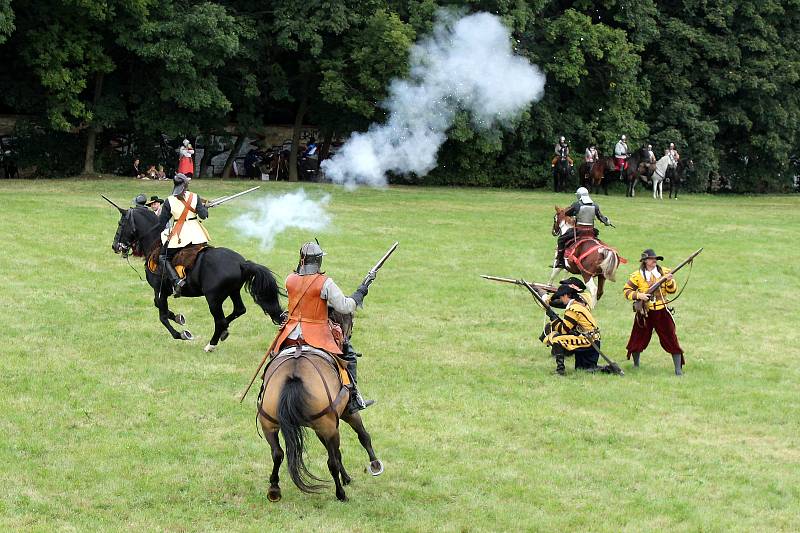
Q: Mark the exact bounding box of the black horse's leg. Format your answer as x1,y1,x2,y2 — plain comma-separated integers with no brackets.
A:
224,289,247,325
204,293,228,351
342,411,383,476
265,430,284,502
319,431,347,501
155,289,183,339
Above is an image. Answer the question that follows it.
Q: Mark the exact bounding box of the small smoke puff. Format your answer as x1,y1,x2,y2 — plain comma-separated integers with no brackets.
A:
230,190,331,251
322,10,546,189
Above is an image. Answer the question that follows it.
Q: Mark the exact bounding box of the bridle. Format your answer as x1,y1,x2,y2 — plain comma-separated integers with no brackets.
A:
113,208,142,258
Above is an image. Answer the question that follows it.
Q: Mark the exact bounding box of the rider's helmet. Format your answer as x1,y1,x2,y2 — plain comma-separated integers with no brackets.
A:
669,142,675,149
297,241,326,275
172,173,191,196
648,144,653,150
621,134,627,141
559,136,566,143
575,186,589,200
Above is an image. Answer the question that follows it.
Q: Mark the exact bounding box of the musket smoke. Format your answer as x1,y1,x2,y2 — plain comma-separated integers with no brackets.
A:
321,11,546,188
230,190,331,251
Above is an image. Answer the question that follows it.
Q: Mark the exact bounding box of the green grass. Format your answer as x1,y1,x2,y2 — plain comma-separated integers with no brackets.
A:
1,178,798,532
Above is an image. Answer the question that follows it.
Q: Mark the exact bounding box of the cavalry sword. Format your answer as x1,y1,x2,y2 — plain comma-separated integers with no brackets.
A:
206,186,260,208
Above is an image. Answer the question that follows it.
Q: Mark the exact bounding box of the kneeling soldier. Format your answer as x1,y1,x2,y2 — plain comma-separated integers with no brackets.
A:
541,284,608,375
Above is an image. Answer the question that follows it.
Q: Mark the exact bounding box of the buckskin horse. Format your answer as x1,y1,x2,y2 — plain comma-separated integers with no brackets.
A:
107,200,284,351
548,205,626,303
257,345,383,502
580,156,615,195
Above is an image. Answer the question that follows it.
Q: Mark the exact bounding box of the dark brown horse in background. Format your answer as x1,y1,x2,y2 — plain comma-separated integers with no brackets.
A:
548,206,624,303
579,156,616,195
257,346,383,502
666,158,694,199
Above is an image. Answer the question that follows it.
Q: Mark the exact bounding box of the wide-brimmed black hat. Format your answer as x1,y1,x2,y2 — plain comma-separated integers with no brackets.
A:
640,249,664,261
553,284,579,300
560,276,586,291
146,195,163,206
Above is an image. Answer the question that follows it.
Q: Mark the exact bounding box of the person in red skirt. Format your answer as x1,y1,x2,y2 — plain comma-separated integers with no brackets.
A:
177,139,195,177
622,249,685,375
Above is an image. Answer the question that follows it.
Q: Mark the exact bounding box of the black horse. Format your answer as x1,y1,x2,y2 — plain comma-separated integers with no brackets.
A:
553,156,572,192
109,203,284,351
666,158,694,199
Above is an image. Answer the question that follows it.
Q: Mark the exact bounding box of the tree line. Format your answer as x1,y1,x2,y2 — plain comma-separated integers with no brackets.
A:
0,0,797,192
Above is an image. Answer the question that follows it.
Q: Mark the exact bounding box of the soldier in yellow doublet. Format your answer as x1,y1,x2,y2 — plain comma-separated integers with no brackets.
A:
541,284,605,375
157,173,210,296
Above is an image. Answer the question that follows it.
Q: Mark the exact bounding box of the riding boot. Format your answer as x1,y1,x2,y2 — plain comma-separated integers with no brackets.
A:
632,352,641,367
552,345,566,376
160,256,185,297
344,353,374,412
672,353,683,376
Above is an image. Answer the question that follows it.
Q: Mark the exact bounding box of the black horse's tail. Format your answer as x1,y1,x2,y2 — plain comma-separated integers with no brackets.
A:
277,376,325,493
241,261,285,324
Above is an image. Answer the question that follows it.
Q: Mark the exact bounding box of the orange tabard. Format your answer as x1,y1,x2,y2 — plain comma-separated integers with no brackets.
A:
271,273,342,355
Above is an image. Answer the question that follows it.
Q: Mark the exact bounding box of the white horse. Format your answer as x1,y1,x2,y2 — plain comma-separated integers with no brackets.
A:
651,154,674,199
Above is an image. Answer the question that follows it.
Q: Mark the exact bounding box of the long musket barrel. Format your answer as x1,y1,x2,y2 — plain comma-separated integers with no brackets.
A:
644,247,703,297
483,275,624,375
207,186,260,208
480,275,557,293
363,242,399,287
101,195,124,211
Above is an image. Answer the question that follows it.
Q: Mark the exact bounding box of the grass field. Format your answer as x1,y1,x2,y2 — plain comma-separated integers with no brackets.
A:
1,178,799,532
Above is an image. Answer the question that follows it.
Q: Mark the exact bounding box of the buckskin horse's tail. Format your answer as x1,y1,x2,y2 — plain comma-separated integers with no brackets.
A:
241,261,285,325
277,376,325,493
599,248,619,282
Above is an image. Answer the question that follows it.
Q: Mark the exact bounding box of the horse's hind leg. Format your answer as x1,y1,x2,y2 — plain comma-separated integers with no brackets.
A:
225,289,247,325
265,430,284,502
316,432,350,485
317,429,347,501
204,294,228,352
342,411,383,476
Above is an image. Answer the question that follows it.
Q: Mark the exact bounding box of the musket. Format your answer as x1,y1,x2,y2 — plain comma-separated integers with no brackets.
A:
634,247,703,319
101,195,125,214
206,186,260,208
362,241,399,288
480,275,557,294
483,275,624,375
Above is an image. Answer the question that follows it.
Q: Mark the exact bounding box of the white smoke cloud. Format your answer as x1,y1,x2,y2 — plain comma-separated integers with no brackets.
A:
230,190,331,250
321,11,546,188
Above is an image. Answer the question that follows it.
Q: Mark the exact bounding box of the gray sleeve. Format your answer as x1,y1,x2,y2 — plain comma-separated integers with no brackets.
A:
321,278,357,315
595,205,610,225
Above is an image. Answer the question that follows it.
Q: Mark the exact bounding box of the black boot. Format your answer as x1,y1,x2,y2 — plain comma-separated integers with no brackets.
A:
632,352,641,367
672,353,683,376
344,350,374,412
161,256,185,297
552,345,566,376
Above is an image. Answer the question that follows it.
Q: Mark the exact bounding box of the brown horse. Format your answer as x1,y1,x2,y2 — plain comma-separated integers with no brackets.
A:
548,206,624,302
579,157,615,195
257,345,383,502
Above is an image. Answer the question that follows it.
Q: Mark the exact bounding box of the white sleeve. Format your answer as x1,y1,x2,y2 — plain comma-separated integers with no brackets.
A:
320,278,357,315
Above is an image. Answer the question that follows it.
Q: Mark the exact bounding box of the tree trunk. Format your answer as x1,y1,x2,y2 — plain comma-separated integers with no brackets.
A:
289,94,309,182
221,134,245,179
319,129,334,163
83,72,104,175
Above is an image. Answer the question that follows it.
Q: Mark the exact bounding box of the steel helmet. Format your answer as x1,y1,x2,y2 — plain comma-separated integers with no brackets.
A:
576,187,589,199
297,241,326,275
621,134,627,141
559,136,566,142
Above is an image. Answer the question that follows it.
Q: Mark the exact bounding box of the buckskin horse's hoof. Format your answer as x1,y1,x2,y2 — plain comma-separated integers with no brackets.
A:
219,330,229,342
367,460,384,476
267,487,281,502
204,343,217,353
180,330,194,341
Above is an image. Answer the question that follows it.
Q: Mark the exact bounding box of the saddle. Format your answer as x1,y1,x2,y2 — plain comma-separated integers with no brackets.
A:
147,243,210,278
